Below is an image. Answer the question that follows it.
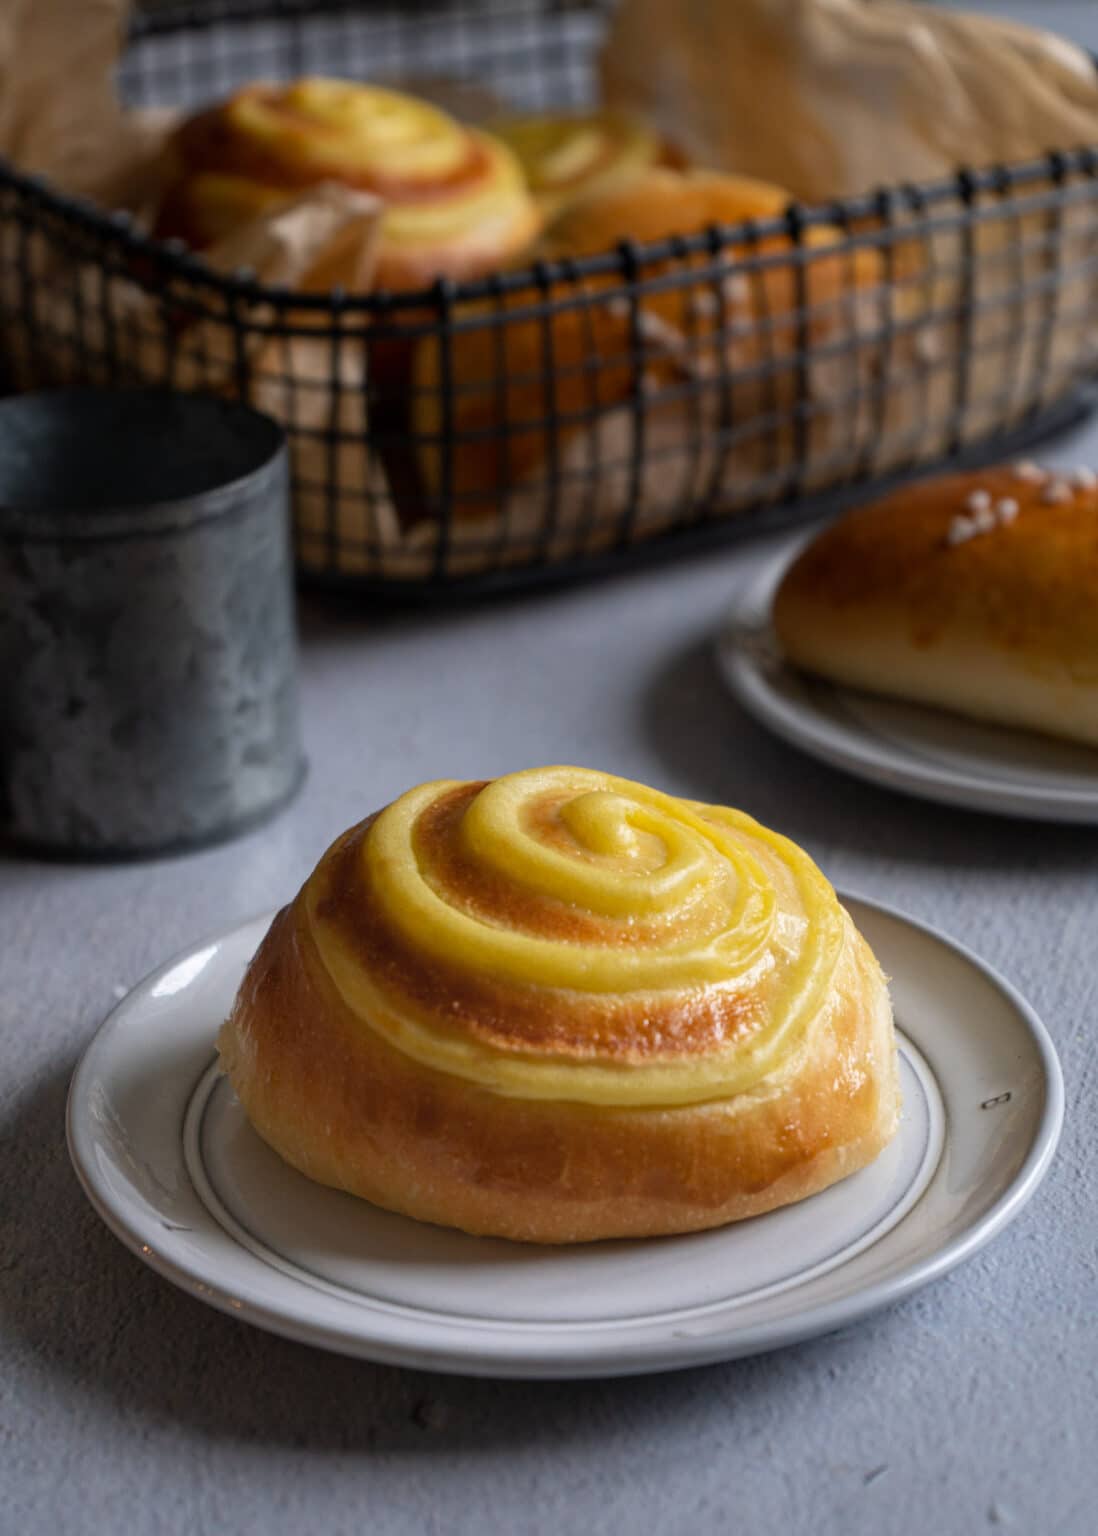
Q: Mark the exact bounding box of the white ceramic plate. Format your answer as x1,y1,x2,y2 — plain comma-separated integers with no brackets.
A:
67,900,1062,1379
716,549,1098,821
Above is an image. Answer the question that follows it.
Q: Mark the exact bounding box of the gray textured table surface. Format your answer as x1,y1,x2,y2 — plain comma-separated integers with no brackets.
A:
5,420,1097,1536
6,4,1098,1530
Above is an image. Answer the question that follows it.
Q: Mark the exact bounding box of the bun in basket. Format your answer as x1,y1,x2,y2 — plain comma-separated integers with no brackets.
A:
219,766,900,1243
411,168,884,523
491,108,677,221
154,77,542,291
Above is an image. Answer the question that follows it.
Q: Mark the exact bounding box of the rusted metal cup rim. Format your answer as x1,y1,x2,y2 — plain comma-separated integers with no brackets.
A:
0,390,286,541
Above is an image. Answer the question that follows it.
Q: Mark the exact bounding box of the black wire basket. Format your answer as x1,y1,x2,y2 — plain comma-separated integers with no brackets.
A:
2,0,1098,597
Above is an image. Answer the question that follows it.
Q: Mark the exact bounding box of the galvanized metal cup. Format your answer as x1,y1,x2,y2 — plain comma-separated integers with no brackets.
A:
0,390,304,856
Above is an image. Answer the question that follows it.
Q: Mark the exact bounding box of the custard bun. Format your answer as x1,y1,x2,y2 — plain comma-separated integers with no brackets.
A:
219,766,901,1242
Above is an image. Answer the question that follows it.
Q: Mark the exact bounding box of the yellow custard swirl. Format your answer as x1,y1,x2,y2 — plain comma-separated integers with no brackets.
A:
227,79,473,184
492,110,663,219
187,78,540,278
304,767,845,1107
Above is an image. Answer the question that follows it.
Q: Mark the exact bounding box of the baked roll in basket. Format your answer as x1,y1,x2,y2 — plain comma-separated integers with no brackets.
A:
412,168,886,524
219,767,900,1243
491,108,676,221
154,77,541,290
773,463,1098,747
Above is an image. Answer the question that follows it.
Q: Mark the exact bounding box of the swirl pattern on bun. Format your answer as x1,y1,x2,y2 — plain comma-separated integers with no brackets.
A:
220,767,900,1241
491,109,675,220
155,77,542,290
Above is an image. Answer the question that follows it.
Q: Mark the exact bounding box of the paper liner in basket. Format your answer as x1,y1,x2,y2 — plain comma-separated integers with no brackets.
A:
598,1,1098,438
602,0,1098,201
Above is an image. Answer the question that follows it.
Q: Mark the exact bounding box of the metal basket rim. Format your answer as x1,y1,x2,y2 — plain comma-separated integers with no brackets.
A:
293,388,1098,602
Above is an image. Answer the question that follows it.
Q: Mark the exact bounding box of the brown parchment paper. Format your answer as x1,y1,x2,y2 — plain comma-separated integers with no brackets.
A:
0,0,136,198
602,0,1098,201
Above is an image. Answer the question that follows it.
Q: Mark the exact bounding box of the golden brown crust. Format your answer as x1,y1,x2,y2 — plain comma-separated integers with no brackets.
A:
218,771,900,1243
220,901,896,1243
538,167,790,256
773,464,1098,745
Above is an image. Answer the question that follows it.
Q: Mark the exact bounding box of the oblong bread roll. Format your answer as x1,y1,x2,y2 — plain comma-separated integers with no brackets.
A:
772,464,1098,748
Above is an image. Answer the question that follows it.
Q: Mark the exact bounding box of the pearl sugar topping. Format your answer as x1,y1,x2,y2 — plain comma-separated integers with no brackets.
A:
1041,479,1072,506
947,463,1096,547
1011,461,1046,484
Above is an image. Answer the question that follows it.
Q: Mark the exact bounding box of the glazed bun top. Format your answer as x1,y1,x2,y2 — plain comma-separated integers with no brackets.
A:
300,765,847,1108
491,108,672,220
156,76,542,287
176,77,510,198
540,166,792,256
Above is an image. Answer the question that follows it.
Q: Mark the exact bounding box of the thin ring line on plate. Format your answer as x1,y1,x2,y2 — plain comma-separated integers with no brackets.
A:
716,552,1098,820
64,896,1064,1375
820,686,1079,790
180,1031,942,1333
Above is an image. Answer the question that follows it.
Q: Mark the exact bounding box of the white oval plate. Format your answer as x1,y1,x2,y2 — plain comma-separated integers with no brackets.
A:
67,899,1062,1379
716,549,1098,821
